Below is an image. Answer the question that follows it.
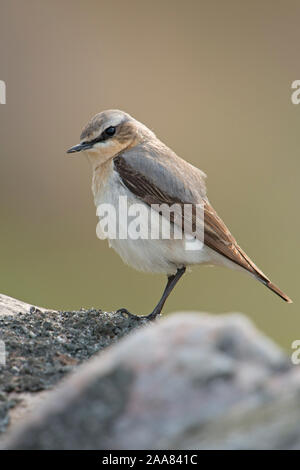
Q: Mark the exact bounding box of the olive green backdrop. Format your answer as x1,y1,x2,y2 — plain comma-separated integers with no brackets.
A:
0,0,299,349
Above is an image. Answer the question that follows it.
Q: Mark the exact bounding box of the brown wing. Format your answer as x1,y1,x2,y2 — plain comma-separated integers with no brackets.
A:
204,203,292,302
203,200,266,275
114,152,292,303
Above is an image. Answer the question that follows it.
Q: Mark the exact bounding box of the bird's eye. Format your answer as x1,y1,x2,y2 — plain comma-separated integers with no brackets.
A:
104,126,116,137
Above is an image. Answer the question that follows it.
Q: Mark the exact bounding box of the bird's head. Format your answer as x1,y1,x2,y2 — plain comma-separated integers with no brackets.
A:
67,109,154,165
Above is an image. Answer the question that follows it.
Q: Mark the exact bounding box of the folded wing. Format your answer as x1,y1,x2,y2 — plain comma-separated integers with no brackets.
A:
114,142,292,303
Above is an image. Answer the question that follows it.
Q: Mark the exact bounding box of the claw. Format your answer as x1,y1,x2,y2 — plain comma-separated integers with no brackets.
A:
116,308,131,315
116,308,140,319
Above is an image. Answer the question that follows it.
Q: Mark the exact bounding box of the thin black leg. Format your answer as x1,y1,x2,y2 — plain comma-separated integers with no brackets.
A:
116,266,186,321
144,266,186,320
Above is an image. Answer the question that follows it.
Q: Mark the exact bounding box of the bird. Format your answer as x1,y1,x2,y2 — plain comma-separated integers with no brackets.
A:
67,109,292,319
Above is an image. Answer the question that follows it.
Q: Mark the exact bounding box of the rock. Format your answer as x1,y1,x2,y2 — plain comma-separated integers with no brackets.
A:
0,294,147,437
0,297,299,450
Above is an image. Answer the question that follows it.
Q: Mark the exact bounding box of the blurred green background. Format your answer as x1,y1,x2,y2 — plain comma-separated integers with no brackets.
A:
0,0,299,349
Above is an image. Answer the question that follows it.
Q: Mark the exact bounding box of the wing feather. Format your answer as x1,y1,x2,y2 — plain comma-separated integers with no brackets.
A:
113,143,291,302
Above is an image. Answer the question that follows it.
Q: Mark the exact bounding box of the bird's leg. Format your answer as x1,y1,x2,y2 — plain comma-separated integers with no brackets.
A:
116,267,186,321
144,266,186,321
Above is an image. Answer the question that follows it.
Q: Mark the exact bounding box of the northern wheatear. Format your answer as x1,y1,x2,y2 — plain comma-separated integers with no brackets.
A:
67,109,292,319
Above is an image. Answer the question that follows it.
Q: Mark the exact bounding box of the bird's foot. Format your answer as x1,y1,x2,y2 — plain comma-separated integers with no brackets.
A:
116,307,134,316
115,308,140,320
140,311,161,322
116,308,161,322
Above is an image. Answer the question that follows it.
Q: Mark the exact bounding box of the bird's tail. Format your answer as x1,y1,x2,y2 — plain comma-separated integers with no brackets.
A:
256,277,293,303
236,244,293,303
202,200,292,303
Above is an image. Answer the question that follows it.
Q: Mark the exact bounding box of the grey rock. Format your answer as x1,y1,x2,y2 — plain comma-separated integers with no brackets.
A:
0,293,147,436
0,298,299,450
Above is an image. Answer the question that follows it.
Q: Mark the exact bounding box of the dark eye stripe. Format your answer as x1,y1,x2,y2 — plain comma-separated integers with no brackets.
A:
83,126,116,147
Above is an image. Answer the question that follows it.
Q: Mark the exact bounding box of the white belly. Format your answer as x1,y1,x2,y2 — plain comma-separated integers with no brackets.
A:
93,170,236,275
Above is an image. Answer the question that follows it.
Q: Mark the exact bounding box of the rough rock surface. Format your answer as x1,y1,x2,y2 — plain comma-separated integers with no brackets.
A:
0,294,147,436
1,294,300,449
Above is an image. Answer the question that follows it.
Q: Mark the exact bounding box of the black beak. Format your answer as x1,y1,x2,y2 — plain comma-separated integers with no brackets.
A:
66,142,93,154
